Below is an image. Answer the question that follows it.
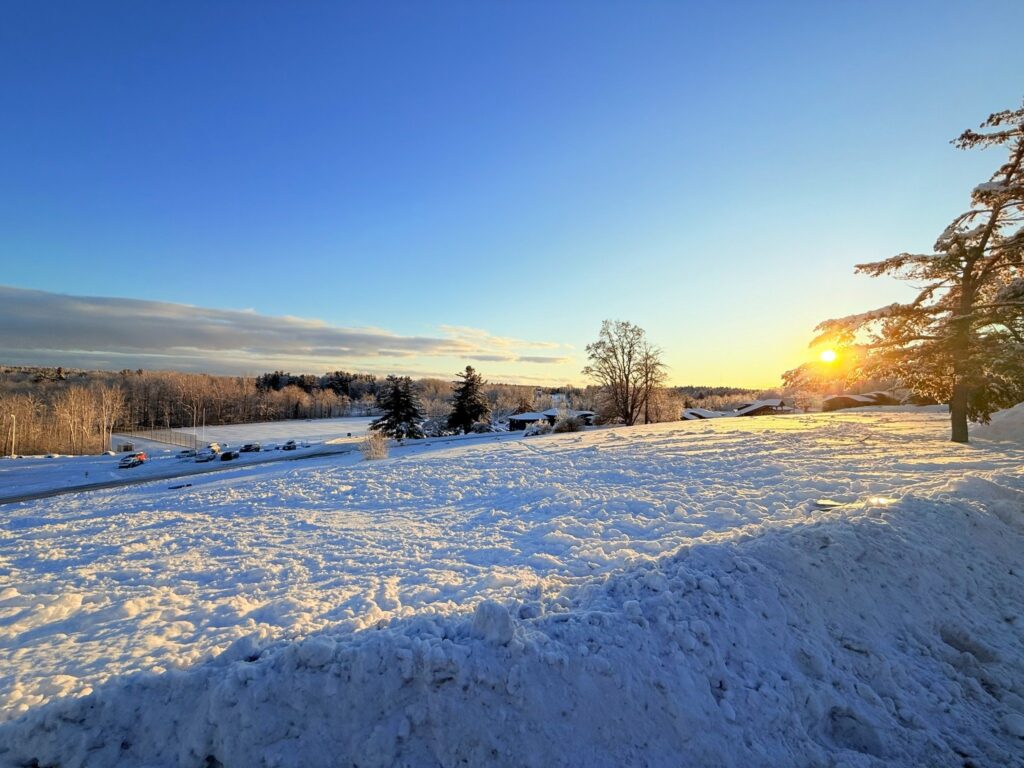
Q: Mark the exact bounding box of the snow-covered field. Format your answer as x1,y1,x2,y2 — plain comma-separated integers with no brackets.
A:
1,411,1023,766
123,415,377,449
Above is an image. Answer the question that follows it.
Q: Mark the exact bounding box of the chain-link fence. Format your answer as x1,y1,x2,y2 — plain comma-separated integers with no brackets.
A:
116,428,197,449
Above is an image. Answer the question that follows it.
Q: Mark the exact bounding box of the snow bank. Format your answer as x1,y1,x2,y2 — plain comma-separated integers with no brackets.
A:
973,402,1024,444
2,484,1023,767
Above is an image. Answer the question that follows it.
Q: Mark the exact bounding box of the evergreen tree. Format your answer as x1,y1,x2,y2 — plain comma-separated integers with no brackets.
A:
814,104,1024,442
447,366,491,434
370,375,425,440
512,395,534,415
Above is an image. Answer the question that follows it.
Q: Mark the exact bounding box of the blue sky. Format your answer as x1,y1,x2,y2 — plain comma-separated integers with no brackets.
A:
2,2,1023,386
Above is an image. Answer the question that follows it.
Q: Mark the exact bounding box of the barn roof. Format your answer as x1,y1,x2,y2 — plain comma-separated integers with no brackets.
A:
734,399,785,416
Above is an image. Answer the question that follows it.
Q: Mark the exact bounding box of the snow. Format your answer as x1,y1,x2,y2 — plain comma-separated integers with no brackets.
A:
995,278,1024,303
821,303,903,330
973,401,1024,443
974,181,1009,193
681,407,725,420
507,411,549,421
0,440,357,499
0,429,539,501
839,404,949,414
121,415,377,447
936,222,988,248
734,398,785,415
0,416,377,500
541,408,595,419
1,411,1023,766
682,399,786,419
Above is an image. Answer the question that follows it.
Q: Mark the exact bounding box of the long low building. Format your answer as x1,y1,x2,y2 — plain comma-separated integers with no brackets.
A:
821,391,903,411
508,409,596,430
682,398,792,420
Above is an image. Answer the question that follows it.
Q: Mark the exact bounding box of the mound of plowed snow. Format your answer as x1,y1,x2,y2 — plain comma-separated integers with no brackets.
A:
973,402,1024,443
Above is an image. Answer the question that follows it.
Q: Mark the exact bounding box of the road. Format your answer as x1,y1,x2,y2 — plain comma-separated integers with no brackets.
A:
0,430,529,506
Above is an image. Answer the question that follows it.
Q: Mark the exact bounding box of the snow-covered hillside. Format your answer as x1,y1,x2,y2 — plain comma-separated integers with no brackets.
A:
1,411,1022,767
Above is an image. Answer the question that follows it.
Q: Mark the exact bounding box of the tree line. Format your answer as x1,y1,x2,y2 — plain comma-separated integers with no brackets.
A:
0,366,586,455
3,319,740,455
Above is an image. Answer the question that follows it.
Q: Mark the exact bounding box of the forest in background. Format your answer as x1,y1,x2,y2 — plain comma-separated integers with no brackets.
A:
0,365,763,456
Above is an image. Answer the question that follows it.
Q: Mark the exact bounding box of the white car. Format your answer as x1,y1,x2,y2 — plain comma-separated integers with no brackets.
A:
118,452,147,468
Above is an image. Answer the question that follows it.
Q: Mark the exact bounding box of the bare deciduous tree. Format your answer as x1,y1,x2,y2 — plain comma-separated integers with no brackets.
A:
583,320,667,426
97,385,126,452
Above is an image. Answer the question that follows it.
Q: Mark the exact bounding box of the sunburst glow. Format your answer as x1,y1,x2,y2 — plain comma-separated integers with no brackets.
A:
819,349,837,363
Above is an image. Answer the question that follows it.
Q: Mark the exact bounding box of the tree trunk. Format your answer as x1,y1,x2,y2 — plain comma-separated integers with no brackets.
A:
950,383,969,443
949,265,977,444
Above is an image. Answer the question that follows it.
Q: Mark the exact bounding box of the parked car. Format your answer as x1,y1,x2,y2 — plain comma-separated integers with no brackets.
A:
195,449,218,463
281,440,298,451
240,443,261,453
177,449,197,458
220,450,240,461
118,452,147,468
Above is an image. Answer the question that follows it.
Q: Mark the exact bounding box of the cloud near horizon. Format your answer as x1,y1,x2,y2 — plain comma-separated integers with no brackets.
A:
0,286,574,379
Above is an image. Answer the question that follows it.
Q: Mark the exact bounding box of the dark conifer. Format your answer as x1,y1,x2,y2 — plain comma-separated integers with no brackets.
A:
370,375,425,440
447,366,491,434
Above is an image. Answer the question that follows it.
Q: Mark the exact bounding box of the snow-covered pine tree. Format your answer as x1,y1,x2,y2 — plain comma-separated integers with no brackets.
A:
370,375,425,441
814,104,1024,443
447,366,491,434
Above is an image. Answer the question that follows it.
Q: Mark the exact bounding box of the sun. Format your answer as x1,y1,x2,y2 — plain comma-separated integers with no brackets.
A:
819,349,837,363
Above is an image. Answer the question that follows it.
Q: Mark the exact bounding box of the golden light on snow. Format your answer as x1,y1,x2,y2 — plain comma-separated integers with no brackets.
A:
865,495,897,506
819,349,837,363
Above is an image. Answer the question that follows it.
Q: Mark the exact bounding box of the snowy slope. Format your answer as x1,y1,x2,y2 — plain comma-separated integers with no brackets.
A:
1,412,1023,766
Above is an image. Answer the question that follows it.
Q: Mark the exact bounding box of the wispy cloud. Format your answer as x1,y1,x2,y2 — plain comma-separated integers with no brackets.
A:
517,355,571,364
0,286,576,378
437,325,567,351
